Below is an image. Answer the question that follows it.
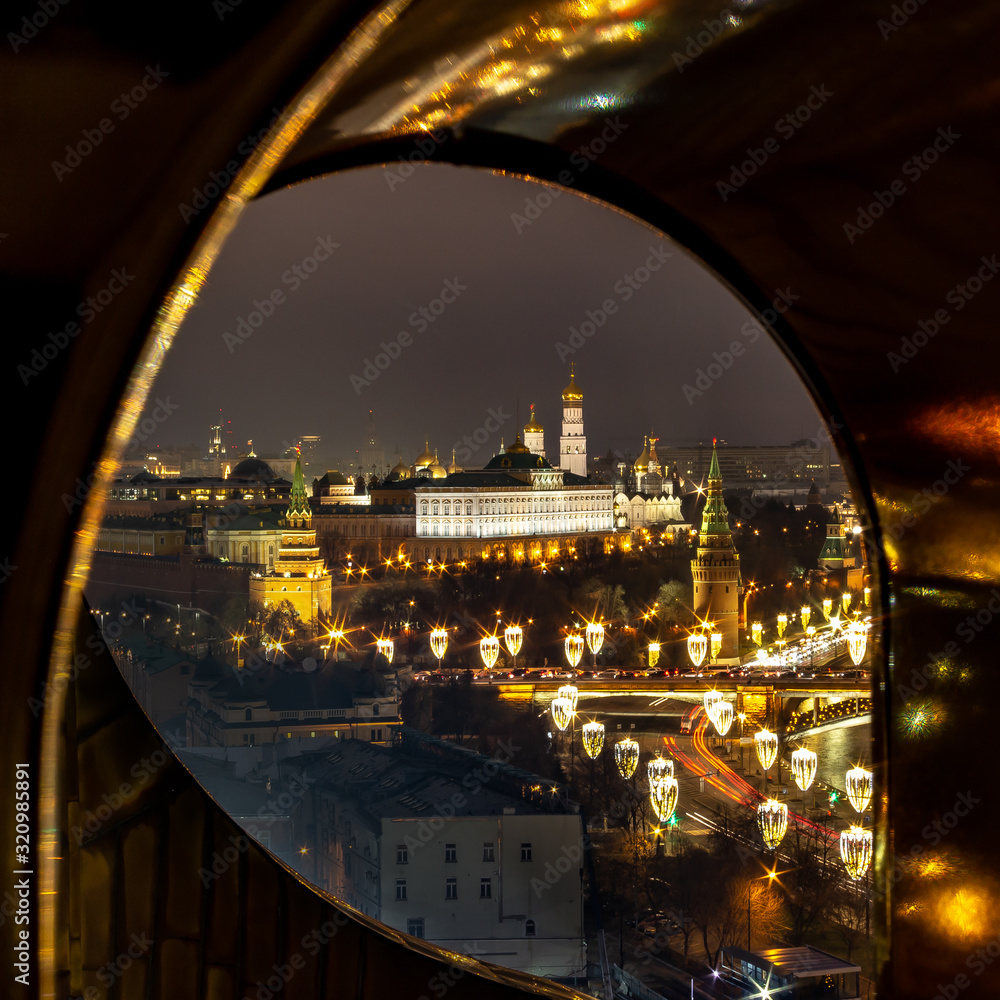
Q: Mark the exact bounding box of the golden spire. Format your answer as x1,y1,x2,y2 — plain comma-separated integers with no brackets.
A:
562,362,583,402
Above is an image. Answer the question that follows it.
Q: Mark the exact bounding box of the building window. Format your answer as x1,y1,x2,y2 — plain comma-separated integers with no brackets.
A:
245,708,252,721
483,843,494,862
407,918,425,938
480,878,492,899
525,919,536,937
520,843,532,862
396,879,407,901
445,844,457,863
446,877,457,900
397,845,408,864
373,703,380,716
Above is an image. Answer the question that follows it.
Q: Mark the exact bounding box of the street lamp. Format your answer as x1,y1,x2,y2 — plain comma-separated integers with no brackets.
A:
647,756,674,781
687,631,708,669
800,605,811,631
713,701,734,737
754,729,778,772
551,697,572,731
557,684,579,713
864,587,871,607
582,721,605,758
776,614,788,639
479,635,500,674
846,766,873,814
376,637,394,664
504,624,523,671
757,799,789,850
614,737,639,779
564,633,585,671
649,776,679,823
751,622,763,647
806,625,816,668
704,689,724,724
586,621,605,668
430,627,448,668
842,591,852,614
848,621,868,666
840,826,873,879
710,630,722,663
822,597,832,621
647,642,660,668
790,747,818,791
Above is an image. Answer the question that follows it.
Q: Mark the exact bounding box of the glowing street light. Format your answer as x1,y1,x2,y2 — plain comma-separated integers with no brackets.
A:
713,701,734,737
800,605,811,630
504,623,523,670
776,614,788,638
822,597,833,621
647,756,674,782
479,635,500,671
430,627,448,665
650,776,679,823
704,689,724,723
648,642,660,668
864,587,871,607
564,633,585,670
551,697,573,731
846,766,873,814
586,621,605,667
842,591,852,614
848,621,868,666
751,622,763,647
754,729,779,771
757,799,789,850
710,630,723,663
376,637,394,664
614,737,639,779
840,826,873,880
557,684,579,713
581,721,605,758
687,631,708,669
790,747,818,791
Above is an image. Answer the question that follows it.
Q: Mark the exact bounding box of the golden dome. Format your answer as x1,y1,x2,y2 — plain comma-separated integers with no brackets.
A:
506,433,530,454
428,450,448,478
633,436,650,472
415,439,435,468
562,362,583,402
524,404,543,433
390,455,410,478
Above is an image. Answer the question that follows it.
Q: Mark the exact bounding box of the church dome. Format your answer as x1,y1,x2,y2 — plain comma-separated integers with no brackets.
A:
505,433,530,454
524,406,543,433
415,440,435,468
389,456,410,479
562,365,583,402
231,457,277,481
447,449,462,475
633,436,650,472
428,451,448,478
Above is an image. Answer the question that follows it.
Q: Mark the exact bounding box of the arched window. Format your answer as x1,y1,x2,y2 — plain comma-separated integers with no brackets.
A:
432,501,439,515
241,543,249,562
420,501,428,515
443,501,450,515
466,501,472,515
245,708,252,721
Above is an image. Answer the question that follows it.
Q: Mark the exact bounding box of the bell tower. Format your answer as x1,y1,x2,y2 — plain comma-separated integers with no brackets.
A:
559,363,587,477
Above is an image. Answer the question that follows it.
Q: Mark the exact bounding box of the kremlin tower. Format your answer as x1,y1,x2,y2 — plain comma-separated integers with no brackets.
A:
559,363,587,477
250,450,332,622
691,439,741,660
524,404,545,458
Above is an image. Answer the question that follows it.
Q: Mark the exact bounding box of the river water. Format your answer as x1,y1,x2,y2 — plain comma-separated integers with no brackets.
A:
794,716,874,788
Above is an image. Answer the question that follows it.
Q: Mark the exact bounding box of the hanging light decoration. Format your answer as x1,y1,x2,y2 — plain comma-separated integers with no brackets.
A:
648,642,660,668
757,799,789,850
504,623,523,659
586,621,605,655
847,621,868,666
846,766,873,814
430,628,448,662
776,614,788,638
564,633,584,669
864,587,871,607
822,597,833,621
687,631,708,668
840,825,873,880
614,737,640,779
557,684,579,713
713,701,735,737
650,775,679,822
479,635,500,670
551,697,573,731
754,729,779,771
647,756,674,782
581,721,605,758
842,591,852,614
751,622,763,646
376,637,395,664
704,689,724,723
790,747,818,791
710,631,723,662
800,605,811,630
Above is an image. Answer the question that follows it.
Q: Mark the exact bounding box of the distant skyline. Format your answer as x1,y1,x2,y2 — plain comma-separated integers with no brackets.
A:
138,162,827,471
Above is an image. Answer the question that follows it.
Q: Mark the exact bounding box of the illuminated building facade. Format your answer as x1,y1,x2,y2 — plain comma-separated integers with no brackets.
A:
523,404,545,458
691,440,742,660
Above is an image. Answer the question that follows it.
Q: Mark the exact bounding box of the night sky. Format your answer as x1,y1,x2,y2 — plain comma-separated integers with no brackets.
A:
142,162,823,471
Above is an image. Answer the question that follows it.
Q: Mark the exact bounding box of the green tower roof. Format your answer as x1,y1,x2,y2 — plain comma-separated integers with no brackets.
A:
708,439,721,481
286,454,312,519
